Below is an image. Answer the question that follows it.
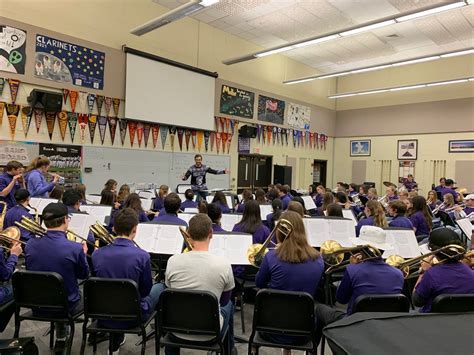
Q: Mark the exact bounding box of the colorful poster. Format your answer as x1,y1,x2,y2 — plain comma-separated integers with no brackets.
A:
39,143,82,188
287,102,310,130
257,95,285,125
34,34,105,89
219,85,254,119
0,25,27,74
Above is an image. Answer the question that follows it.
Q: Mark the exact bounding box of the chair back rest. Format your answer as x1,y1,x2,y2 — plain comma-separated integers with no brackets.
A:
12,270,69,312
432,294,474,313
84,278,142,322
158,289,220,337
353,294,410,313
253,289,315,337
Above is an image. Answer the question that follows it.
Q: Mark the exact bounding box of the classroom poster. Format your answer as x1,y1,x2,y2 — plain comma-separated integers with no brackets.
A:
39,143,82,188
257,95,285,125
287,102,310,130
219,85,255,119
0,25,27,74
34,34,105,90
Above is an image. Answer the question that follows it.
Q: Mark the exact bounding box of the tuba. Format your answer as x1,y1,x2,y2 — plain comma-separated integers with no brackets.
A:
0,201,7,228
179,227,193,252
247,218,294,268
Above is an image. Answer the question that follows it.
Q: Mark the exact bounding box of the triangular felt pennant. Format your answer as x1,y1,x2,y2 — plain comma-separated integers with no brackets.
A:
8,79,20,104
57,111,68,141
152,124,159,149
160,125,168,150
266,126,272,143
234,120,239,133
108,117,118,145
177,128,184,151
305,131,309,147
203,131,209,152
225,118,230,133
0,78,4,96
214,117,219,132
227,133,232,154
314,133,319,149
216,132,221,154
221,133,228,153
69,91,78,113
45,111,56,140
62,89,69,105
184,129,191,151
143,123,151,148
6,104,20,139
256,125,261,143
128,121,137,147
87,94,96,114
136,122,144,147
278,128,283,145
169,126,177,151
68,112,78,142
220,117,225,133
191,130,197,150
113,98,121,116
78,113,88,143
272,127,277,144
34,109,43,133
21,106,31,138
119,119,128,146
197,131,204,152
230,119,235,135
88,115,98,143
321,134,327,150
104,97,112,117
0,102,5,125
210,132,215,152
98,115,108,144
78,91,88,112
96,95,105,116
293,130,298,148
309,132,314,149
262,126,266,144
286,129,290,146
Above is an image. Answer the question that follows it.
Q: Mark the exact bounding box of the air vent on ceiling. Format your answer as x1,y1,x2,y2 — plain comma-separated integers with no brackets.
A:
386,34,400,38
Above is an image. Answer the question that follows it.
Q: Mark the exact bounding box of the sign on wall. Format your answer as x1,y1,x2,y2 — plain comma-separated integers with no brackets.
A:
219,85,254,119
287,102,310,130
34,34,105,90
0,142,31,165
257,95,285,125
39,143,82,188
0,25,27,74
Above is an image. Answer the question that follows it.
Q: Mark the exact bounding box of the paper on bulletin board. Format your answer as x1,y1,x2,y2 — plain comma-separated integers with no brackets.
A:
0,25,27,74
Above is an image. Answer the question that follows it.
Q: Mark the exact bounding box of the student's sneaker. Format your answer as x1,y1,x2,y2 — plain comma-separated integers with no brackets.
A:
111,335,126,354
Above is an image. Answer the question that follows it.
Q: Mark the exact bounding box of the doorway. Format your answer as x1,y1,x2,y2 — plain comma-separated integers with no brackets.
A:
313,160,327,187
237,154,273,193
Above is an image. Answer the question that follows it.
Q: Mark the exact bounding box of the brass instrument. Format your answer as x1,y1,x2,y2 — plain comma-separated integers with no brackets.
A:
320,240,381,274
0,201,7,227
0,226,26,247
28,205,40,223
178,227,193,252
15,216,45,236
66,229,96,247
247,218,294,268
377,194,388,208
90,222,115,244
386,244,466,279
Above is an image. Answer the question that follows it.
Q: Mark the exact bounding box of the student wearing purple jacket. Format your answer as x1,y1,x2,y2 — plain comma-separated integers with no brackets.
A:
413,228,474,312
3,189,35,242
236,189,253,213
409,196,432,237
211,191,231,214
388,200,414,230
207,203,226,233
0,160,24,212
278,185,292,210
439,179,459,201
25,156,60,198
153,185,169,211
266,198,283,230
152,193,188,227
355,200,388,237
180,189,198,211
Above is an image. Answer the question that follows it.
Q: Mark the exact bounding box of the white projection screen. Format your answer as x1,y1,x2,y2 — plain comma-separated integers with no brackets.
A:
125,52,216,131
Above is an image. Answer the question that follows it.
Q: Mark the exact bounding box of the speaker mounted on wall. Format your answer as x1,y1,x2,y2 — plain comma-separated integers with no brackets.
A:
27,89,63,112
239,125,257,138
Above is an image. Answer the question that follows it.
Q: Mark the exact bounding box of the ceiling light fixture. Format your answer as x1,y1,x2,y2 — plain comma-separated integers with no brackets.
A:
283,48,474,84
327,77,473,99
223,1,470,65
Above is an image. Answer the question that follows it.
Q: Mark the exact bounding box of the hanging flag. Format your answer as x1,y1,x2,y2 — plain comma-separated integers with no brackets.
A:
34,109,43,133
69,91,78,113
177,128,184,151
305,131,309,147
104,97,112,117
272,126,278,144
216,132,221,154
0,78,4,96
78,91,88,112
221,133,228,153
160,125,168,150
169,126,177,151
184,129,191,151
262,126,266,144
62,89,69,105
87,94,96,114
225,118,230,133
197,131,204,151
230,119,235,135
98,115,108,144
266,126,272,144
152,124,159,148
278,127,283,145
234,120,239,133
321,134,327,149
96,95,105,115
309,132,314,149
136,122,144,147
8,79,20,104
143,123,151,148
256,125,261,143
0,102,5,125
57,111,68,141
203,131,210,152
68,112,78,142
220,117,226,133
119,119,128,146
88,114,97,143
128,121,137,147
108,117,118,145
227,134,232,154
214,117,219,132
45,111,56,140
78,114,88,143
6,104,20,139
20,106,31,138
314,133,319,149
210,132,215,152
285,129,290,146
112,98,121,116
191,130,197,150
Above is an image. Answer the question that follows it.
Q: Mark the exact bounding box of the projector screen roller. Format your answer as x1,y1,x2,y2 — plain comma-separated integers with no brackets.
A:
125,53,216,131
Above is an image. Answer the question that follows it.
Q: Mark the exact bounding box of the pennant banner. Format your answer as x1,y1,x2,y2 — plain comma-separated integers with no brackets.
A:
108,117,118,145
185,129,191,151
262,126,266,144
87,94,96,114
152,124,159,149
62,89,69,105
128,121,137,147
119,119,128,146
98,115,108,144
78,91,88,112
78,113,88,143
57,111,68,141
191,130,197,150
272,126,277,144
88,114,97,143
177,128,184,151
112,98,120,116
68,112,78,142
230,119,235,135
0,78,4,97
197,131,204,152
169,126,177,151
143,123,151,148
210,132,215,152
136,122,144,147
104,97,112,117
0,102,5,125
8,79,20,104
227,133,232,154
221,133,228,154
45,111,56,140
34,109,43,133
160,125,168,150
216,132,221,154
96,95,105,116
21,106,31,138
69,91,78,113
314,133,319,149
204,131,210,152
219,117,225,133
266,126,272,144
6,104,20,139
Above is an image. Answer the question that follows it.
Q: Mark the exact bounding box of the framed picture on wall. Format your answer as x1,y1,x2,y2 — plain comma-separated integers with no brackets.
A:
350,140,371,157
448,140,474,153
397,139,418,160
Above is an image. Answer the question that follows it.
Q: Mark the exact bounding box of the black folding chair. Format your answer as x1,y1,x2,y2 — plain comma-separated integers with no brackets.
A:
234,265,258,333
12,270,83,355
432,294,474,313
156,289,229,354
248,289,318,355
80,278,156,355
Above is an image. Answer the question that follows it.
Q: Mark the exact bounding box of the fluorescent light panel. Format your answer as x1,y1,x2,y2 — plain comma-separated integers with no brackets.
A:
340,20,396,36
395,2,466,22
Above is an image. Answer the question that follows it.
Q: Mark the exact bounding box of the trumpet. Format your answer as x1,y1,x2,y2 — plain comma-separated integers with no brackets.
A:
247,218,294,268
90,222,115,244
386,244,466,279
320,240,381,274
178,227,193,252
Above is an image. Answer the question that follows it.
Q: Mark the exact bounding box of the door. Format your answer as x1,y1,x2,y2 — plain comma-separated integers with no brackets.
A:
313,160,327,187
237,154,272,193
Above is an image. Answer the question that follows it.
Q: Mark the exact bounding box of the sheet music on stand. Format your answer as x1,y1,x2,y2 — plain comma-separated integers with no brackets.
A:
140,198,154,210
68,213,96,242
259,205,272,220
178,213,195,225
303,217,355,247
381,228,422,258
134,223,183,254
456,218,473,240
79,205,112,224
184,208,198,213
210,232,253,264
221,214,242,231
29,198,58,214
85,194,101,204
301,196,316,210
342,209,358,226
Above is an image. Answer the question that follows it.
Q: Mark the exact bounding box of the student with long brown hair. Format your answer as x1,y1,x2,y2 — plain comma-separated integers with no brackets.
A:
116,184,130,207
212,191,231,214
153,184,168,211
124,193,148,223
355,200,388,237
316,192,334,216
409,196,432,237
25,156,59,197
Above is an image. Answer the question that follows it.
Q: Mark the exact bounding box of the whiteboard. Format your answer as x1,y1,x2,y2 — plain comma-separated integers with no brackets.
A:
83,146,229,194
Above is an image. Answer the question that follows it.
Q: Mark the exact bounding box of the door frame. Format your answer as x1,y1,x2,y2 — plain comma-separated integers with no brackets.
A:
313,159,327,187
237,154,273,193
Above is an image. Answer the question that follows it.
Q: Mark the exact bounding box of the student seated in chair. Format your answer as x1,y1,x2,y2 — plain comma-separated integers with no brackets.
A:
387,200,414,230
412,228,474,313
180,189,198,211
3,189,35,243
207,203,225,232
153,193,188,226
92,208,166,353
165,214,235,355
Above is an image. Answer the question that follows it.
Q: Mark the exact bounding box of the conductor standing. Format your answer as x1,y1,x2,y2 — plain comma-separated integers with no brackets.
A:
182,154,229,201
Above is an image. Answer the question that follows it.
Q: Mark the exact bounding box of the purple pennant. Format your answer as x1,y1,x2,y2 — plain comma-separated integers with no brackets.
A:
256,124,261,143
230,119,235,135
177,128,184,151
98,115,107,144
160,125,168,150
262,126,266,144
305,131,309,147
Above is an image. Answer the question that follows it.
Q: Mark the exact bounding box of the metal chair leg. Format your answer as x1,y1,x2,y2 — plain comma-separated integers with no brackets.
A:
240,294,245,334
13,314,20,338
79,321,87,355
67,321,75,355
50,322,55,349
